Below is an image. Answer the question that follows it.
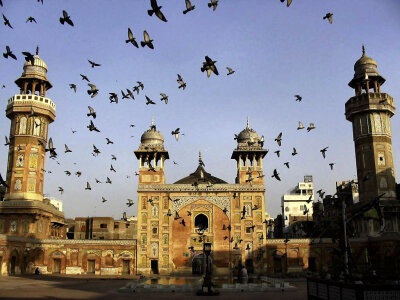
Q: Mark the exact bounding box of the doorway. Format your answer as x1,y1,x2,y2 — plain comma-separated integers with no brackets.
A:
308,257,316,272
192,254,204,275
10,256,16,275
245,259,254,274
150,260,158,274
53,259,61,274
87,259,95,274
122,260,130,275
273,257,282,273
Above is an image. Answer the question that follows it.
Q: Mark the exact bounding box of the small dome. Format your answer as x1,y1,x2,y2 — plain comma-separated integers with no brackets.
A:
140,124,164,146
237,126,260,144
23,55,48,71
174,165,227,184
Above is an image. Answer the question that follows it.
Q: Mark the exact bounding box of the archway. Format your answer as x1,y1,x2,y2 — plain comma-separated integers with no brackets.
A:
194,214,208,231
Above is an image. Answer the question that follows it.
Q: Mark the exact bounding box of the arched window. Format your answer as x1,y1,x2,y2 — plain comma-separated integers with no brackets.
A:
33,118,41,136
195,214,208,231
19,117,27,134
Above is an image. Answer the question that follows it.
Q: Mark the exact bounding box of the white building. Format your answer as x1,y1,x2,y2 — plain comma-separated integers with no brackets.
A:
46,197,63,212
281,175,314,227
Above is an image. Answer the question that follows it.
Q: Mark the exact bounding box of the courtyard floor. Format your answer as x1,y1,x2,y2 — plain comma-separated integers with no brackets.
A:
0,275,308,299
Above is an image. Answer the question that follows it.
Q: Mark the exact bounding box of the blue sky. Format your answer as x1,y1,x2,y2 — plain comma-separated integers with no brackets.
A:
0,0,400,219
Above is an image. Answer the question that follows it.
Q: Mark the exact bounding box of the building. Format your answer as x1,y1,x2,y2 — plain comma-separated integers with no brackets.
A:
0,53,137,276
281,175,314,228
135,119,269,275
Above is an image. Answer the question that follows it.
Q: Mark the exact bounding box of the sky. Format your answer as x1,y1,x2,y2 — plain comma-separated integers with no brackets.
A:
0,0,400,220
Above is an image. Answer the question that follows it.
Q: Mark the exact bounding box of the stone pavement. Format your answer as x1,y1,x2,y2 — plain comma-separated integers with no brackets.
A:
0,275,308,299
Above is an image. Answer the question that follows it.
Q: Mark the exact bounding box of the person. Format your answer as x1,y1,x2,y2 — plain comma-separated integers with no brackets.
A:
34,267,40,275
240,266,248,284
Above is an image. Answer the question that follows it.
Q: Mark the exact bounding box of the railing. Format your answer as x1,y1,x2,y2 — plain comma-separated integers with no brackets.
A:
7,94,56,111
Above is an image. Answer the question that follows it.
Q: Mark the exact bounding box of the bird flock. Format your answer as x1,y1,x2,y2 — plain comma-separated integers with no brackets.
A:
0,0,339,219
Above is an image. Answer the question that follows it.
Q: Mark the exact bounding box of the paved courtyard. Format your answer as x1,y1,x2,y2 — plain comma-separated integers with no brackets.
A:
0,275,308,299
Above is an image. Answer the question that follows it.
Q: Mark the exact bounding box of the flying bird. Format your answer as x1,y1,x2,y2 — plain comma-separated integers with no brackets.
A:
87,120,100,132
64,144,72,153
145,95,156,105
85,182,91,190
106,138,114,145
87,84,99,98
64,171,71,176
59,10,74,26
92,144,101,155
177,74,186,89
148,0,168,22
22,52,35,65
109,92,118,104
284,162,290,168
110,164,116,172
75,171,82,177
126,89,135,100
323,13,333,24
297,121,304,130
26,16,37,23
292,147,298,156
45,137,57,158
137,81,144,90
171,128,180,141
4,136,10,146
329,163,335,170
102,197,107,203
3,46,17,60
106,177,112,184
226,67,235,75
274,150,280,157
141,30,154,49
320,147,328,158
272,169,281,181
280,0,293,7
80,74,90,82
183,0,195,14
307,123,315,132
69,84,77,93
294,94,302,102
180,219,186,226
88,59,101,68
126,28,139,48
241,206,246,219
160,93,168,104
2,14,13,29
71,128,77,134
95,178,102,183
201,56,219,77
87,106,96,119
208,0,218,11
275,132,282,146
0,173,9,188
58,187,64,194
126,199,134,207
132,85,140,95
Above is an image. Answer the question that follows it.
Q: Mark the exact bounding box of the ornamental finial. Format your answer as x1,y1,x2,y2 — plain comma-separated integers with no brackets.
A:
362,44,365,56
246,116,250,129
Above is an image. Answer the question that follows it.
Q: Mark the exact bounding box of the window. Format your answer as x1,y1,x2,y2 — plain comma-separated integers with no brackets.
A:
126,224,130,228
100,224,107,229
114,224,119,229
195,214,208,231
246,227,252,233
99,236,104,240
152,227,158,234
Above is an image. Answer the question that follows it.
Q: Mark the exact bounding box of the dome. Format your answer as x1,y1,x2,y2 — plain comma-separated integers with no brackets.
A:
237,126,260,144
140,124,164,146
23,55,48,71
174,165,227,184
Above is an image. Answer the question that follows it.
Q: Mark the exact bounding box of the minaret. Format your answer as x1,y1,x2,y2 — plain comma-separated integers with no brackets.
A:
231,118,268,185
4,50,56,202
134,119,169,184
345,46,396,202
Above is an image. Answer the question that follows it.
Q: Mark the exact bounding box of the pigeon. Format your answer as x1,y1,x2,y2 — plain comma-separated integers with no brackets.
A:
87,120,100,132
26,16,37,23
145,95,156,105
58,187,64,194
329,163,335,170
284,162,290,168
22,52,35,65
171,128,180,141
127,199,134,207
177,74,186,90
274,150,280,157
59,10,74,26
64,171,71,176
280,0,293,7
201,56,219,77
148,0,168,22
137,81,144,90
71,128,77,134
132,86,140,94
303,206,309,215
75,171,82,177
126,28,139,48
92,144,101,155
294,94,302,102
64,144,72,153
226,67,235,75
180,219,186,226
259,135,264,147
292,147,298,156
69,84,77,93
208,0,218,11
80,74,90,82
183,0,195,14
173,161,178,165
0,173,9,188
166,209,172,217
275,132,282,146
222,207,228,214
160,93,168,104
323,13,333,24
88,59,100,68
85,182,91,190
87,106,96,119
87,84,99,98
4,136,10,146
95,178,102,183
3,46,17,60
45,137,57,158
110,164,116,172
297,121,304,130
141,30,154,49
306,194,313,204
320,147,328,158
272,169,281,181
106,138,114,145
102,197,107,203
106,177,112,184
187,211,192,216
126,89,135,100
2,14,13,29
130,124,135,127
307,123,315,132
257,171,265,178
241,206,246,219
121,90,129,99
0,1,2,7
109,92,119,104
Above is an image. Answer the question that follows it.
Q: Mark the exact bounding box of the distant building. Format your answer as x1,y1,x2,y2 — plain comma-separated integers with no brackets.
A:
46,197,63,212
281,175,314,228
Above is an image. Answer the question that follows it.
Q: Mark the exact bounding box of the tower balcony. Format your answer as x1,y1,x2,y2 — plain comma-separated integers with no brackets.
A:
6,94,56,122
345,92,395,121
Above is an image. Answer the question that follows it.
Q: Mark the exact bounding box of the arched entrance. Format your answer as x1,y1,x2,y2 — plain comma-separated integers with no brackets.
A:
195,214,208,231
